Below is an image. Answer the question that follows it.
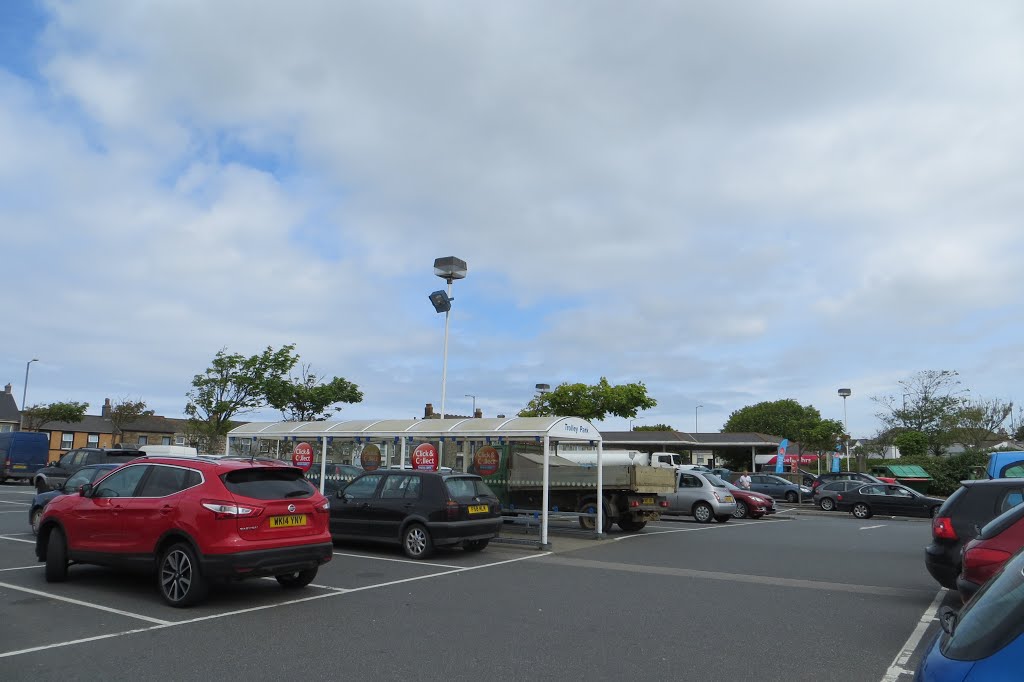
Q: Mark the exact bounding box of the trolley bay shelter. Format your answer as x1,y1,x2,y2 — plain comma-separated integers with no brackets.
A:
227,416,606,547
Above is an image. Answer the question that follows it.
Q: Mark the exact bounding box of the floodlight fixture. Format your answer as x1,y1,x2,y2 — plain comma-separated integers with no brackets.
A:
428,290,451,313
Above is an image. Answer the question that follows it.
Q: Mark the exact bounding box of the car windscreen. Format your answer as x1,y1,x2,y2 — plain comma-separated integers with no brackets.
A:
222,468,315,500
941,549,1024,661
445,477,497,500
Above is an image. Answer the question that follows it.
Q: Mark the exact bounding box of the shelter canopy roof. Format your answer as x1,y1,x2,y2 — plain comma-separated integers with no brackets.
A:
228,416,601,442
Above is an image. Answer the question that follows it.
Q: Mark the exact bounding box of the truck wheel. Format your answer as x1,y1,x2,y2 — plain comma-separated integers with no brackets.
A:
617,518,647,532
693,502,713,523
577,502,614,533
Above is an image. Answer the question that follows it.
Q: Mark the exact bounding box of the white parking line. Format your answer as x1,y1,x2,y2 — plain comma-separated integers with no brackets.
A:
0,509,28,514
0,565,41,572
614,521,759,540
0,581,172,625
880,588,946,681
331,551,462,569
860,524,887,530
0,535,36,544
0,500,30,506
0,550,551,658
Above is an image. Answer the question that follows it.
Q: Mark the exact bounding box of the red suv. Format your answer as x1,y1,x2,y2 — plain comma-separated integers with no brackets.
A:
35,456,333,607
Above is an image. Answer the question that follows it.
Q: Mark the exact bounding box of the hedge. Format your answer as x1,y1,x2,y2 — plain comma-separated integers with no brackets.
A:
863,451,990,496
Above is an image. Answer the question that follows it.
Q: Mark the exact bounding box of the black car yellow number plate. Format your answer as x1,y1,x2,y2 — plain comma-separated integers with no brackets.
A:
642,497,655,505
468,504,489,514
269,514,307,528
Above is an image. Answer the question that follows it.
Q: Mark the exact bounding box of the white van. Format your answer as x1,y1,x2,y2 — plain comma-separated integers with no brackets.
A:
138,444,199,457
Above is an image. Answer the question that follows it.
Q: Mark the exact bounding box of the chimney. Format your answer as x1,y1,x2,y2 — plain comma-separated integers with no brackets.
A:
424,403,434,419
102,398,112,418
4,384,11,395
474,408,483,419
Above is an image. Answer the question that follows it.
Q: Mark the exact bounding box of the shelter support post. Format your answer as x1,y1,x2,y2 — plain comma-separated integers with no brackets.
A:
751,446,755,473
541,435,551,549
320,436,328,495
596,440,604,537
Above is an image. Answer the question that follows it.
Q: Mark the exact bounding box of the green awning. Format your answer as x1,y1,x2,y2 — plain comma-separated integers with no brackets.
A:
885,464,933,479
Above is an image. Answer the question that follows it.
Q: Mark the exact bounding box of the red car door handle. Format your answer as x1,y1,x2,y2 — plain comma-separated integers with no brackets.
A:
160,506,174,515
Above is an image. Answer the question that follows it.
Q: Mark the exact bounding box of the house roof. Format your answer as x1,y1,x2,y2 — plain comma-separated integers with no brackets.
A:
0,390,19,423
33,414,180,435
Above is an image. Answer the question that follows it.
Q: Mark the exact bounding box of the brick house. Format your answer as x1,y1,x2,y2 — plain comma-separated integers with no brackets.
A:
26,398,188,463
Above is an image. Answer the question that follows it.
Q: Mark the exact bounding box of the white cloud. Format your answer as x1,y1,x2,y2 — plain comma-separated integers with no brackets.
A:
2,0,1023,436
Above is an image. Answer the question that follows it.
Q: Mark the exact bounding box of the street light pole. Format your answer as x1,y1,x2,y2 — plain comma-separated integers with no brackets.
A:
838,388,852,471
695,404,703,433
628,417,644,431
465,394,477,416
20,358,39,431
430,257,468,419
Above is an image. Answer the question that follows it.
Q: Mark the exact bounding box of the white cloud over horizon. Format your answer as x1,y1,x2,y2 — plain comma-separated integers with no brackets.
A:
3,1,1024,437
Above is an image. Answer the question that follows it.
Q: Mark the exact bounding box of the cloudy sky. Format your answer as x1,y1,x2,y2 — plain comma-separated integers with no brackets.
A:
3,1,1023,437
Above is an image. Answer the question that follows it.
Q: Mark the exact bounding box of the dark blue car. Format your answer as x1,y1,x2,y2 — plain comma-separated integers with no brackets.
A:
916,545,1024,680
28,463,121,535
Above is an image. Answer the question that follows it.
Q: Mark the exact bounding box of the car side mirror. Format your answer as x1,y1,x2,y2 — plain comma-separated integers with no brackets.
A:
79,483,93,497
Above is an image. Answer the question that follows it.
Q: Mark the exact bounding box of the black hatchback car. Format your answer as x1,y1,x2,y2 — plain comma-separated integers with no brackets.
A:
33,447,144,492
925,479,1024,590
330,470,502,559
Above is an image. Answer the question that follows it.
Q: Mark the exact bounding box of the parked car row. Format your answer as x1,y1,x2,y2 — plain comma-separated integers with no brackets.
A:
31,454,505,608
917,478,1024,680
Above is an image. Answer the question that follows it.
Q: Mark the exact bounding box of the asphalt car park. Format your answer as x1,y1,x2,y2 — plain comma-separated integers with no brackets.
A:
0,483,950,680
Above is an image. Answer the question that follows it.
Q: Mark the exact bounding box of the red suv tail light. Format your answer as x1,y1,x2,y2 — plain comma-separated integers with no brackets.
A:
932,516,957,540
446,500,460,521
315,498,331,513
202,500,264,520
963,546,1011,577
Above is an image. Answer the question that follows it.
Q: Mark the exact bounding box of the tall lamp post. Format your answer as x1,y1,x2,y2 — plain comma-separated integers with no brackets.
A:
695,404,703,433
428,257,468,419
465,394,477,416
838,388,852,471
628,417,644,431
20,358,39,431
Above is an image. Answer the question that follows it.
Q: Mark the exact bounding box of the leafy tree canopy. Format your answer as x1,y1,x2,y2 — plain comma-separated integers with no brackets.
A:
872,370,969,456
634,423,674,432
185,345,299,440
722,399,822,443
22,401,89,431
108,397,155,436
518,378,657,421
894,430,929,458
265,364,363,421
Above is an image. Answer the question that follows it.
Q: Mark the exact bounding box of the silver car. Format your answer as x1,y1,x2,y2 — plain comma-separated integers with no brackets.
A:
664,471,738,523
749,474,813,503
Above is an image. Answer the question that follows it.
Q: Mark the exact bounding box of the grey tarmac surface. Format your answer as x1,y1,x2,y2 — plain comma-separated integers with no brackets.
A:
0,484,949,681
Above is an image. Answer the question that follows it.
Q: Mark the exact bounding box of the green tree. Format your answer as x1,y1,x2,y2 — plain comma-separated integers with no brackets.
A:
108,397,155,443
21,401,89,431
872,370,969,456
265,364,363,421
517,378,657,421
894,430,929,458
722,399,821,443
185,345,298,442
634,423,674,431
953,398,1013,448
